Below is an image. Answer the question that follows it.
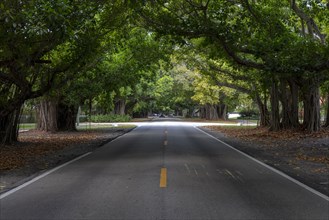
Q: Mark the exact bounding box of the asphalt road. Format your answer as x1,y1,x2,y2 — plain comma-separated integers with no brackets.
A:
1,122,328,219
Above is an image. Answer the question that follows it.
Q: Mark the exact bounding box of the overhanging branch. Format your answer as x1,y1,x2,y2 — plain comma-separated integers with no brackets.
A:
290,0,326,43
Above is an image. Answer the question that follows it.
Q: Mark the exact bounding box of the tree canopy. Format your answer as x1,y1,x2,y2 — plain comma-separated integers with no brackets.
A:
1,0,329,145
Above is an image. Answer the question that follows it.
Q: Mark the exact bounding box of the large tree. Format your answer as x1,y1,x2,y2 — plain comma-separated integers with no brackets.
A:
0,0,125,144
135,0,329,131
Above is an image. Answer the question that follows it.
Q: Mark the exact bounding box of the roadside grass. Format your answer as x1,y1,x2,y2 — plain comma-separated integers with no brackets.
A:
204,125,258,130
19,123,36,130
77,124,136,130
18,123,136,131
182,118,259,124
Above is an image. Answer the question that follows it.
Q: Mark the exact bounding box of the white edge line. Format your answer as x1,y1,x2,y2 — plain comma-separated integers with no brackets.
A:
109,125,140,143
0,126,139,200
0,152,92,200
194,126,329,201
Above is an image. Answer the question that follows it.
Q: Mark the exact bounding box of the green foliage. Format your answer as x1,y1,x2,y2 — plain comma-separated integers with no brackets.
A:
191,74,220,106
2,0,329,139
82,26,174,116
0,0,111,117
154,75,175,111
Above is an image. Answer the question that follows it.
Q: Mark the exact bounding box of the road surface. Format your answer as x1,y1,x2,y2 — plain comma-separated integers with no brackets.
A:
1,121,328,219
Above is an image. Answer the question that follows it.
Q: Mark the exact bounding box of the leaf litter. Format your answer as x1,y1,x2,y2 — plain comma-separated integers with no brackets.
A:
0,128,133,193
202,126,329,195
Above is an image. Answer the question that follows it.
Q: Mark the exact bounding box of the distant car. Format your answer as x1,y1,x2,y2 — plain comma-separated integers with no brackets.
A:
159,114,166,118
228,112,241,119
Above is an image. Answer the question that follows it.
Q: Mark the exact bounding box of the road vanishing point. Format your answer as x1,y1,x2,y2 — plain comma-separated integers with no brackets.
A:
1,120,328,220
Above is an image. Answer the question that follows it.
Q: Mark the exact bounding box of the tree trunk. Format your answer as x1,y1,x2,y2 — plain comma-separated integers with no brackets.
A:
325,93,329,127
269,81,281,131
288,78,300,128
186,107,194,118
280,79,293,129
76,106,81,126
0,107,21,145
279,78,299,129
205,104,219,120
200,106,206,119
302,81,321,132
217,104,227,120
57,102,77,131
36,99,58,132
255,94,270,127
114,99,126,115
36,98,78,132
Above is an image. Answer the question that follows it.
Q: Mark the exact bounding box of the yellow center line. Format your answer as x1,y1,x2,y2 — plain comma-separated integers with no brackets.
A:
160,168,167,188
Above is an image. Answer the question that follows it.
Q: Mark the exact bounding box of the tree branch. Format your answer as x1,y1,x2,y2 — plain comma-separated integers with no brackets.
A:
216,80,252,94
290,0,326,43
208,62,252,82
220,40,266,69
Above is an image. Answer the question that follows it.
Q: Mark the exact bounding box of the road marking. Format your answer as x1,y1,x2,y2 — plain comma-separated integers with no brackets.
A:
160,168,167,188
0,152,92,200
0,128,138,200
110,126,140,143
194,127,329,201
236,176,245,183
225,169,237,181
236,170,244,176
0,184,6,190
184,163,191,174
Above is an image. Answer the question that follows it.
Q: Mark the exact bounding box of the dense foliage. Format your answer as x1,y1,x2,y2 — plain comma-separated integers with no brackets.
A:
135,0,329,131
1,0,329,145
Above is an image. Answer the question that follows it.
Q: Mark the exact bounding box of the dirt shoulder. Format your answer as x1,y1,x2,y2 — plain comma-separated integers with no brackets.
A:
0,127,135,194
199,126,329,196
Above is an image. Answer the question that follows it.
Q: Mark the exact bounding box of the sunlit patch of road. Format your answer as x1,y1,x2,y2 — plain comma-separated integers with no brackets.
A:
79,118,257,128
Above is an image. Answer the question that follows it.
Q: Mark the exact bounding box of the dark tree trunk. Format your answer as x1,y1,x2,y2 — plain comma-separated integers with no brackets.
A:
205,104,219,120
57,102,77,131
270,81,280,131
36,99,78,132
0,107,20,145
255,94,270,127
200,106,206,119
288,78,300,128
217,104,227,120
36,99,58,132
325,93,329,127
186,107,194,118
175,109,180,117
302,81,321,132
280,79,294,129
279,78,299,129
114,99,126,115
217,94,227,120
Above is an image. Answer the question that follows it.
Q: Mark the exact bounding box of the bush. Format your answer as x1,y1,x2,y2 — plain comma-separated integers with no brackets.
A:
90,114,131,122
239,110,258,117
